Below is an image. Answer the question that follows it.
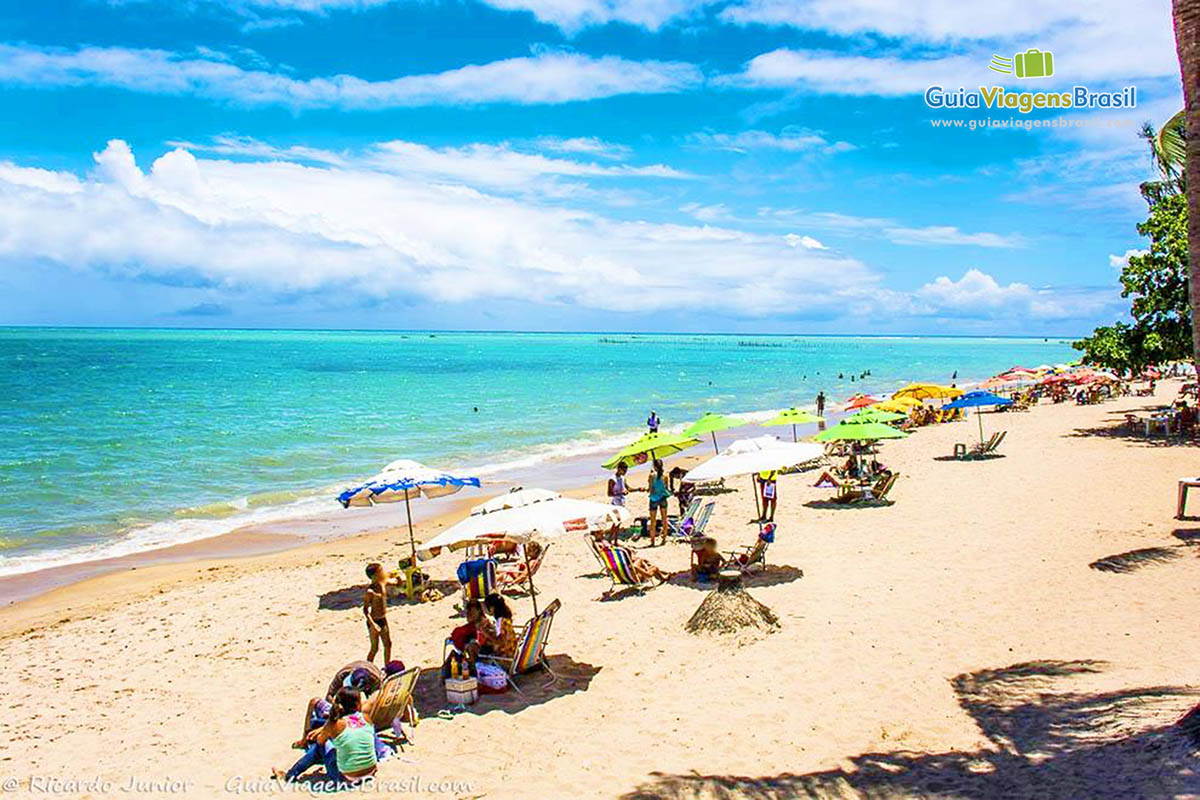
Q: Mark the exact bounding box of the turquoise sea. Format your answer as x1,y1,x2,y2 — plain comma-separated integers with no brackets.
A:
0,328,1077,574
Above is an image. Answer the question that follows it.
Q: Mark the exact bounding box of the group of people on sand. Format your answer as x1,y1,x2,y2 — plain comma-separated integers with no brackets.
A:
607,458,679,546
274,660,408,788
441,593,519,678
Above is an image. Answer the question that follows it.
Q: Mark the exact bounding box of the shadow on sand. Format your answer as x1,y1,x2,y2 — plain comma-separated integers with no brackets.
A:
411,654,601,718
666,565,804,592
1171,527,1200,544
619,659,1200,800
317,580,460,611
803,498,895,510
1068,413,1199,448
1088,547,1186,574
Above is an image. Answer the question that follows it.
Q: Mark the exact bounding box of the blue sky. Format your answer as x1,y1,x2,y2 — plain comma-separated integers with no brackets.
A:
0,0,1183,334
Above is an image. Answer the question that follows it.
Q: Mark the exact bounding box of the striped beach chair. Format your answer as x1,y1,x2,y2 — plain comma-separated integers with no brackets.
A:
597,544,656,597
667,497,702,539
479,598,563,694
458,557,497,605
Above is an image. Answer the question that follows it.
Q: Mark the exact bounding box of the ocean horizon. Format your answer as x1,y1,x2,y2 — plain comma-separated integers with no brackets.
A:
1,326,1078,576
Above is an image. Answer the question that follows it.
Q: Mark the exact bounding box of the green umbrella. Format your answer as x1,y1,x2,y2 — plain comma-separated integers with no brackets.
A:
845,408,907,424
762,407,824,442
683,412,742,453
813,421,909,442
602,431,702,470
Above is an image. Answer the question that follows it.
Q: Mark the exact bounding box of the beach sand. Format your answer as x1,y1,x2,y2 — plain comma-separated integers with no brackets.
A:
2,383,1199,799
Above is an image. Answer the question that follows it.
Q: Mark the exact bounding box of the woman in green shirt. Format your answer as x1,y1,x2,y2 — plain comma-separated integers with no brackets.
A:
275,687,378,787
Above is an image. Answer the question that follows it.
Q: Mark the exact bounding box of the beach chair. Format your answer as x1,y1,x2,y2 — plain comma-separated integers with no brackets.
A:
495,543,549,597
957,432,998,460
457,557,497,605
369,666,421,749
970,430,1006,457
689,501,715,539
837,473,898,505
478,599,563,694
667,497,702,538
724,528,774,574
596,544,657,596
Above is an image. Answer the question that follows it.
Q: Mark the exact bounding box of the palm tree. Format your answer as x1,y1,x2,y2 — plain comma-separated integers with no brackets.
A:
1172,0,1200,374
1139,112,1187,202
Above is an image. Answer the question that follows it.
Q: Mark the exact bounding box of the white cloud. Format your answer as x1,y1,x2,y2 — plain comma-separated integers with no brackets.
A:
688,128,856,154
724,49,978,97
883,225,1022,248
171,135,687,205
680,202,730,222
532,136,632,160
1109,248,1147,269
0,43,703,108
0,140,880,318
912,268,1115,320
215,0,707,31
761,209,1021,248
784,234,826,249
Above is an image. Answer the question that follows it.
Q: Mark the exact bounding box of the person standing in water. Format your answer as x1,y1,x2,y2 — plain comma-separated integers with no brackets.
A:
815,391,826,417
647,410,660,433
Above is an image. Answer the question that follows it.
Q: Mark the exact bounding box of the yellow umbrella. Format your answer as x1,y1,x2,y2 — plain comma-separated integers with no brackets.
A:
872,398,920,413
893,383,963,401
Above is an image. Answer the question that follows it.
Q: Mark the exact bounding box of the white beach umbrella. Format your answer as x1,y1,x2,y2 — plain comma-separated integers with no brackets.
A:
683,436,825,482
421,487,629,615
420,488,630,557
684,436,824,518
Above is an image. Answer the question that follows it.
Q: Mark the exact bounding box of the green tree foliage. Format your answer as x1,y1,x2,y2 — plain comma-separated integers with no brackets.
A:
1074,193,1191,372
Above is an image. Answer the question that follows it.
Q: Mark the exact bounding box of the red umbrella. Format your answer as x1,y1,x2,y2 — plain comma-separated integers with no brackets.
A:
844,393,881,410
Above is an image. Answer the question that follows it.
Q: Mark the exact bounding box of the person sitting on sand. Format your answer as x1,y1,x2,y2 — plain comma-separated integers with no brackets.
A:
495,540,542,586
691,537,724,581
631,553,670,584
480,593,518,660
291,660,404,766
442,599,485,678
326,662,382,702
275,688,378,787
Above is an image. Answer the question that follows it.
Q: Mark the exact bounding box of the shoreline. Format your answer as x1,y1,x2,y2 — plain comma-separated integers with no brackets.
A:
0,364,1036,609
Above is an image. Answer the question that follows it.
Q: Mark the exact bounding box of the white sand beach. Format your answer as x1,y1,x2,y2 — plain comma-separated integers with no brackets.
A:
1,382,1198,799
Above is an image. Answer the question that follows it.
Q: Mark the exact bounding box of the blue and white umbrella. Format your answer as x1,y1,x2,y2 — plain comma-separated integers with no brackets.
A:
942,391,1013,446
338,459,481,557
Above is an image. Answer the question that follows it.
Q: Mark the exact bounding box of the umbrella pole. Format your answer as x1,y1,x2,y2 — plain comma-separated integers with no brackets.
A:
977,408,985,446
749,475,761,521
525,544,538,616
711,431,719,454
403,491,417,561
791,424,797,443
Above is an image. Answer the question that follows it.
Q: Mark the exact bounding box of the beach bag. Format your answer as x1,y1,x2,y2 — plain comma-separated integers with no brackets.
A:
444,677,478,705
476,663,509,693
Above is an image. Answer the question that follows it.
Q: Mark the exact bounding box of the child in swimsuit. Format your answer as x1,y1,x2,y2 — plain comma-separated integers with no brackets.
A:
363,562,391,665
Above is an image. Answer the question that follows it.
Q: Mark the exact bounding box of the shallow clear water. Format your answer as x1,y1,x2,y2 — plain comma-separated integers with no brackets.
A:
0,327,1076,573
